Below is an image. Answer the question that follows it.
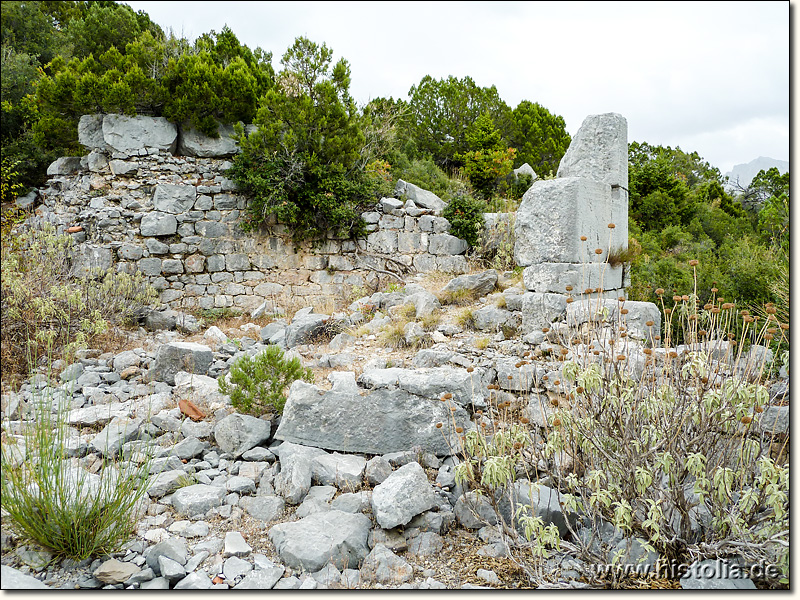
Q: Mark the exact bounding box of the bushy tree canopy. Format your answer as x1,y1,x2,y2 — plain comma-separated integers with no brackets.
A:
507,100,570,177
229,37,385,240
407,75,510,168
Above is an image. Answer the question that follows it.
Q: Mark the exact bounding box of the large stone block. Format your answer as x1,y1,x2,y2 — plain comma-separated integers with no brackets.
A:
148,342,213,385
520,292,568,333
178,122,240,157
428,234,468,256
153,184,196,214
141,212,178,237
78,114,106,149
523,262,623,293
275,381,472,457
47,157,83,176
557,112,628,189
395,179,446,213
72,245,113,277
514,177,626,266
102,114,178,153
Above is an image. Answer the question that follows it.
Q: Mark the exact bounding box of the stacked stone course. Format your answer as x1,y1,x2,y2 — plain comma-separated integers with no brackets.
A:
33,114,471,314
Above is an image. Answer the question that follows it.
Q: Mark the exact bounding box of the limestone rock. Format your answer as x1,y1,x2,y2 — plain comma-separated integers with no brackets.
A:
102,114,178,153
556,112,628,189
371,462,436,529
47,157,83,176
213,413,272,458
395,179,447,213
178,122,240,157
171,484,227,517
514,177,619,266
360,544,413,586
94,559,141,584
275,381,471,456
268,510,371,572
148,342,213,385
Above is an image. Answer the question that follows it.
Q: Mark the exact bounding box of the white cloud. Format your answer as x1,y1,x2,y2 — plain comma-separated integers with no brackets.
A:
126,0,789,172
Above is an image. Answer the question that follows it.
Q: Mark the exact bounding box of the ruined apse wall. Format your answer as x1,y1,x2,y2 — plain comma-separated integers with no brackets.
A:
514,113,629,297
32,114,471,314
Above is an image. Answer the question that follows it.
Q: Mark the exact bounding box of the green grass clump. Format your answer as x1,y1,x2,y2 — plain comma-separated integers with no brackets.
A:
1,391,153,560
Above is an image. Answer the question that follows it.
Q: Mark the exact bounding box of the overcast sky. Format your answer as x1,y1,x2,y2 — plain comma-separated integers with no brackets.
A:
126,1,789,175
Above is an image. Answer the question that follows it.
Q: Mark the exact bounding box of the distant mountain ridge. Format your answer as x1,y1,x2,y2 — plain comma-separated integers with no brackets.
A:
724,156,789,190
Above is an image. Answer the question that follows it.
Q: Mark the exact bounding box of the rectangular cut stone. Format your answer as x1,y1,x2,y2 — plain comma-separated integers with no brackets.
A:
523,263,623,293
514,177,621,266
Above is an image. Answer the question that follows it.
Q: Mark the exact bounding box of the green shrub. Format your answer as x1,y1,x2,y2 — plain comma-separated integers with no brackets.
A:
218,345,314,416
442,268,789,587
1,224,159,383
441,193,487,248
1,390,153,560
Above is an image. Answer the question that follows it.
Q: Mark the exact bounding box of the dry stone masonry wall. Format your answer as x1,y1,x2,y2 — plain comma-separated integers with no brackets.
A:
33,114,471,314
32,111,637,320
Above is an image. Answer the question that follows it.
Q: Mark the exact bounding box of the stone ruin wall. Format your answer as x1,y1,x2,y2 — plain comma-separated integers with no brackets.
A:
28,111,630,317
30,114,473,316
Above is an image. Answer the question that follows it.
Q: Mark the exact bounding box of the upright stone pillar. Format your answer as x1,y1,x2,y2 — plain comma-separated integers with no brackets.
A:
515,113,628,296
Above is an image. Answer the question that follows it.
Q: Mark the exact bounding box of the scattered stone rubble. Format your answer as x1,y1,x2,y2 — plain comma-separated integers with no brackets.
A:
1,268,785,589
2,113,785,590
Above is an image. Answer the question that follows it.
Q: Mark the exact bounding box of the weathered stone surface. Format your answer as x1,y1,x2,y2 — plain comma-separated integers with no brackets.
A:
0,565,50,589
47,157,83,176
515,177,619,266
178,122,240,157
406,531,445,557
275,381,472,456
358,366,485,408
428,233,468,256
557,112,628,189
89,416,142,457
174,571,213,590
171,484,227,517
268,510,371,572
239,495,285,522
102,114,178,153
759,405,789,436
455,491,500,529
520,292,568,334
523,262,623,294
153,184,196,214
233,565,285,590
147,469,188,498
146,538,188,573
72,245,113,278
148,342,213,385
472,305,513,331
224,531,252,558
273,442,328,505
441,270,498,298
140,212,178,237
371,462,436,529
311,453,366,490
360,544,413,586
395,179,447,213
285,314,329,348
109,159,138,176
78,114,105,149
213,413,271,458
94,559,141,584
